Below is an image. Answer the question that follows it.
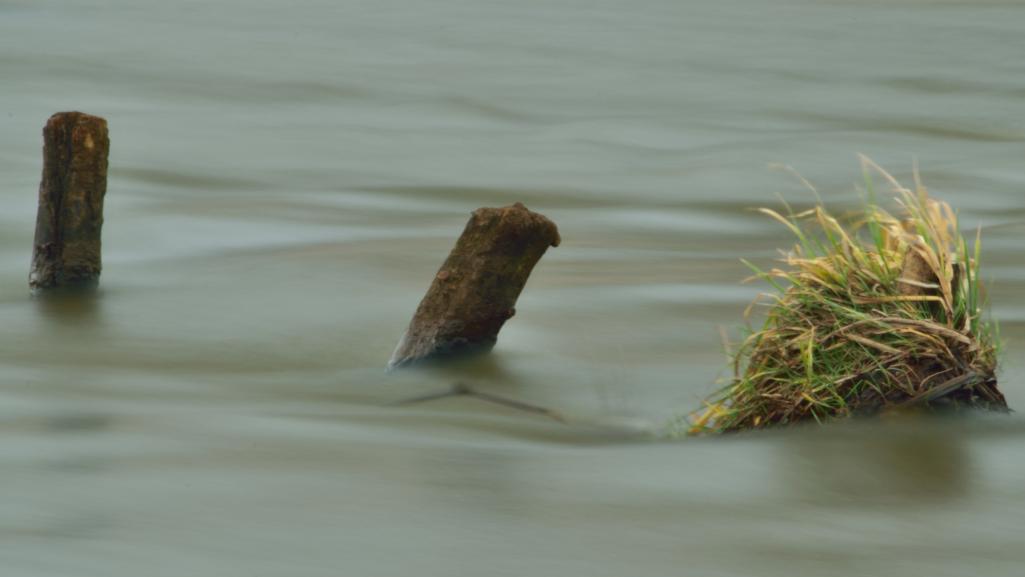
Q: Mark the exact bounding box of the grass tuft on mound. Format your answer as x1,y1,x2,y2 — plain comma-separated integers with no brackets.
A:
688,158,1006,435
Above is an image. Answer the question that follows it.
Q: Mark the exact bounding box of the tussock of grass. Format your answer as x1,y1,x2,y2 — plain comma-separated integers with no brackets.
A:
688,158,1006,434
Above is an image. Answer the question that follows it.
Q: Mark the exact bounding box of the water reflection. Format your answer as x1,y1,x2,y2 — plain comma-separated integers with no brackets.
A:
390,350,517,382
43,412,113,435
778,419,971,507
33,288,103,326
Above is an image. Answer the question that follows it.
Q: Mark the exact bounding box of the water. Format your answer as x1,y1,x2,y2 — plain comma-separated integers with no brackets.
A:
2,0,1025,575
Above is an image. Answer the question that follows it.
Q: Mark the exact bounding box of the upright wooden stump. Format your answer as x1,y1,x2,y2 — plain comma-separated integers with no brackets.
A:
897,246,937,297
389,202,560,369
30,112,109,292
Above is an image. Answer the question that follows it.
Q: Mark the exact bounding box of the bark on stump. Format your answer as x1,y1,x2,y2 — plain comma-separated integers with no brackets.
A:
30,112,109,292
389,202,560,369
897,246,937,297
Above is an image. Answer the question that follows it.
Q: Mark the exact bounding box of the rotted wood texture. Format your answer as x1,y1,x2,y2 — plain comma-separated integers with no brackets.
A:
389,202,560,369
30,112,109,292
897,246,937,297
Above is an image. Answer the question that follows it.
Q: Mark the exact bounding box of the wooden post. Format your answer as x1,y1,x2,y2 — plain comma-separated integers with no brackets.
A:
389,202,560,369
30,112,109,292
897,247,936,296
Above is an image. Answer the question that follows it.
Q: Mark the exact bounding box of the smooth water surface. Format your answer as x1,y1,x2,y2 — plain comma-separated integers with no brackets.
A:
2,1,1024,575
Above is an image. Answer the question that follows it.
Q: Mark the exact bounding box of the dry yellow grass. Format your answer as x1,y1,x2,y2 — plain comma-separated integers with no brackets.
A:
686,158,1005,434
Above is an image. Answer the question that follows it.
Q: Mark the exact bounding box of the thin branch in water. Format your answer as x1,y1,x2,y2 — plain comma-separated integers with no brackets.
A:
391,382,566,423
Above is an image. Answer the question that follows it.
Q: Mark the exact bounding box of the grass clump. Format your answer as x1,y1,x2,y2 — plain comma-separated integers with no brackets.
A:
689,159,1006,434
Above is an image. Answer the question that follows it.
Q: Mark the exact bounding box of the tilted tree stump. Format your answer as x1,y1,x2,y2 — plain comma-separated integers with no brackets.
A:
389,202,560,369
30,111,109,292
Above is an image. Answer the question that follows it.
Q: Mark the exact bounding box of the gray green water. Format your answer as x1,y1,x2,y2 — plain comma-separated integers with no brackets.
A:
2,0,1025,575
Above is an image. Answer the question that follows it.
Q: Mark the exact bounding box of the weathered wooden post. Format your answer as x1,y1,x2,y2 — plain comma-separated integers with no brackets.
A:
897,247,936,296
389,202,560,369
30,112,109,292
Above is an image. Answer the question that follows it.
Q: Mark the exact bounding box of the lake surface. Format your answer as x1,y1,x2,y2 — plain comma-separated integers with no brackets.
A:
2,0,1025,575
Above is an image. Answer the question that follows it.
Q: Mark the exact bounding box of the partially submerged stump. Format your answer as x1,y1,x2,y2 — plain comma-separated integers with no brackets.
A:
30,112,109,292
897,246,937,297
389,202,560,369
687,164,1006,435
